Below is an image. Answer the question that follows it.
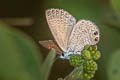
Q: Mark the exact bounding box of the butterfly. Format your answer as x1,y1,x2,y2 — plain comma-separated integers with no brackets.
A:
39,8,100,59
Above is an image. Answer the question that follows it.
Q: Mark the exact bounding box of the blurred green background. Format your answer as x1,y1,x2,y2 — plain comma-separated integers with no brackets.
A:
0,0,120,80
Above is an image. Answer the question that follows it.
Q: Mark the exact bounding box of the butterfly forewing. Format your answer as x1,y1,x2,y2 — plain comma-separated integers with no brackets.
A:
39,40,62,55
46,9,76,52
68,20,100,52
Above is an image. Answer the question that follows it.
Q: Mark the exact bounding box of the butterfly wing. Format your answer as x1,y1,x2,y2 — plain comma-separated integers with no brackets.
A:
46,9,76,52
68,20,100,52
39,40,62,55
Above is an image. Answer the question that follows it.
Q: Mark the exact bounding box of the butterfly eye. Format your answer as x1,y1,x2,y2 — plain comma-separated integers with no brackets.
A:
94,31,98,35
94,37,99,41
62,53,64,56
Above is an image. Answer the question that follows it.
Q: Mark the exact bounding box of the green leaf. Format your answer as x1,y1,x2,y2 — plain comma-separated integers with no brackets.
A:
40,49,56,80
111,0,120,19
107,49,120,80
0,22,41,80
9,27,42,80
0,23,25,80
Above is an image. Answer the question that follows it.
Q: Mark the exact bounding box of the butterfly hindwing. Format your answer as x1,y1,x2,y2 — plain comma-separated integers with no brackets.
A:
68,20,100,52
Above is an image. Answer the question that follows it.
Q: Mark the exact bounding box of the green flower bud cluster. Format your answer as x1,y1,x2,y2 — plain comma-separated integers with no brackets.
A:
82,45,101,60
70,54,84,67
83,60,97,73
83,60,97,79
69,45,101,79
83,72,94,80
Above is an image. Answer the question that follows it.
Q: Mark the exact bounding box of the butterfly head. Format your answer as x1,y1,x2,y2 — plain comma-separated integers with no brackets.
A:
59,53,66,59
59,52,73,59
59,51,81,59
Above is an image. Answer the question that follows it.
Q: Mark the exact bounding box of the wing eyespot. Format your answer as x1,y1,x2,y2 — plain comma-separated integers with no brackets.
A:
94,37,99,41
94,31,98,35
